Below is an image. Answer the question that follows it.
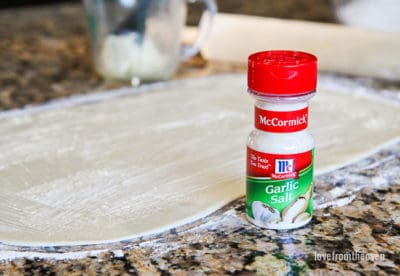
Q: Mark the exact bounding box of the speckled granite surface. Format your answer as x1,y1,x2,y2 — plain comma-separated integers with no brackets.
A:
1,2,400,275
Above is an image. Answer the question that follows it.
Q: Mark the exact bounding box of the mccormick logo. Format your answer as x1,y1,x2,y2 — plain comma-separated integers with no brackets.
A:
272,159,297,179
258,114,307,128
275,159,294,174
254,107,309,133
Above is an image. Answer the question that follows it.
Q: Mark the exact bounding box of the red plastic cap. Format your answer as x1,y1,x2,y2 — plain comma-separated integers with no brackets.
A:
248,50,317,96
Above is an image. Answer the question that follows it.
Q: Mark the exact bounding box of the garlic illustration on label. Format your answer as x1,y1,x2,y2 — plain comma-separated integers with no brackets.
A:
293,212,311,223
281,185,312,223
281,196,308,223
252,201,280,224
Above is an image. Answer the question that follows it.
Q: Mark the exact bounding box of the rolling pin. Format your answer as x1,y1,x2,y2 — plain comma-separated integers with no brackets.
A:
194,13,400,81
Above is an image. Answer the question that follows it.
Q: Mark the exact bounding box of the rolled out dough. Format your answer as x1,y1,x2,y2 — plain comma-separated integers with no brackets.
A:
0,74,399,246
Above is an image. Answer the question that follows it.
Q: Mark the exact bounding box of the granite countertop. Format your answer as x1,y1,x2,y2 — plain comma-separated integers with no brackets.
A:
1,2,400,275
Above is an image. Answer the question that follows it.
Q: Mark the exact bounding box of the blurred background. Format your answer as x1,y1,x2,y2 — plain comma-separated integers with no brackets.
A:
0,0,398,109
0,0,337,22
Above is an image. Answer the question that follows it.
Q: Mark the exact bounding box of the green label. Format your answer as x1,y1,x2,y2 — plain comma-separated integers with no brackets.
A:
246,148,314,229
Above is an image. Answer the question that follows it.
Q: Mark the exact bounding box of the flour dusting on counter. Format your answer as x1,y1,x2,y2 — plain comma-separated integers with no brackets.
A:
0,74,399,247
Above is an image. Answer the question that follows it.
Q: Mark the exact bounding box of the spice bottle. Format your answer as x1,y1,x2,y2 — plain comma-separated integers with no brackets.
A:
246,50,317,230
